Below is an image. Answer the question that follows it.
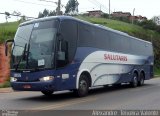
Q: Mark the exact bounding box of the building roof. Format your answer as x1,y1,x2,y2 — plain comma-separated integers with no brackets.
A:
87,10,103,12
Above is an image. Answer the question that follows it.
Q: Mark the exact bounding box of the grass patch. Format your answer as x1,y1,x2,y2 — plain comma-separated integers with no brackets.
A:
154,68,160,77
0,81,10,88
0,21,19,44
0,77,11,88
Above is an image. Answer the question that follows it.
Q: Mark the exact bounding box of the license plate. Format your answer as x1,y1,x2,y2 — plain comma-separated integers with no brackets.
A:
23,85,31,89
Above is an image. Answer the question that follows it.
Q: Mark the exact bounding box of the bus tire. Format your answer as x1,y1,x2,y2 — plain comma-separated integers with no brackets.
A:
114,83,121,87
138,72,145,86
75,75,89,97
130,73,138,88
41,90,54,96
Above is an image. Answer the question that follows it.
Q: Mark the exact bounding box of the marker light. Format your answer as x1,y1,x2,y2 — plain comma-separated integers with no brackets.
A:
39,76,54,82
10,77,17,82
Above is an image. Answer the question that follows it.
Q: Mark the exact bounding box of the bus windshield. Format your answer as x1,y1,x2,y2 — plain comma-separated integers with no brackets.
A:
11,20,59,71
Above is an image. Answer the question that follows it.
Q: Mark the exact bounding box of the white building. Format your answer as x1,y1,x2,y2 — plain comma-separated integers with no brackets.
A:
153,16,160,25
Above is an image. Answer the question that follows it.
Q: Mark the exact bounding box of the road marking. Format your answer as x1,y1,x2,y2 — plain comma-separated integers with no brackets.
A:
33,97,97,110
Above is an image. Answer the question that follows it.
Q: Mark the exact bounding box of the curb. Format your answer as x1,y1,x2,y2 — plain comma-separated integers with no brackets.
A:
154,75,160,77
0,87,13,93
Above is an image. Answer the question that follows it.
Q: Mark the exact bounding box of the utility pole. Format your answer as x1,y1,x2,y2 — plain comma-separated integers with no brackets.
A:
57,0,61,15
132,8,135,24
109,0,111,18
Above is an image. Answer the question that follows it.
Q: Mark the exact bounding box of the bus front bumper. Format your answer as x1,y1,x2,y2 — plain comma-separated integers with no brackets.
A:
11,81,54,91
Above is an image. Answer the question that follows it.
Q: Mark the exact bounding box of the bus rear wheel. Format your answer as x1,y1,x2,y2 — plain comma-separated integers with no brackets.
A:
138,73,145,86
130,73,138,88
41,90,54,96
75,75,89,97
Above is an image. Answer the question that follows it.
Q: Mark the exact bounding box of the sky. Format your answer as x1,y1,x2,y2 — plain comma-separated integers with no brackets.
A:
0,0,160,23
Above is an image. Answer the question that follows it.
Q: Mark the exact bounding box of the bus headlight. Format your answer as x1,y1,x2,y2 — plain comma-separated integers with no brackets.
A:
10,77,17,82
39,76,54,82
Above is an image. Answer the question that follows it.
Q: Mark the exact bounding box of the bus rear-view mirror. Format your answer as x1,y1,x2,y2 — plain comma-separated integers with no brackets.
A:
5,39,14,56
58,40,68,61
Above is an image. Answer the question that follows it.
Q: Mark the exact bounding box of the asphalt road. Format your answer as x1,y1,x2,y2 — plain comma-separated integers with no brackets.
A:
0,78,160,110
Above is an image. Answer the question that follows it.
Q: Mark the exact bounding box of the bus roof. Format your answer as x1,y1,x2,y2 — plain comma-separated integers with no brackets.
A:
20,16,152,45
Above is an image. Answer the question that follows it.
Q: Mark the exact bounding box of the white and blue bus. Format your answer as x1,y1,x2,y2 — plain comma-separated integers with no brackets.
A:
5,16,154,97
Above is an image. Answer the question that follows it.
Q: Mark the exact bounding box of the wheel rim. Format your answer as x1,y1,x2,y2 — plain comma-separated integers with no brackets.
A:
133,76,138,86
79,80,88,94
140,77,144,85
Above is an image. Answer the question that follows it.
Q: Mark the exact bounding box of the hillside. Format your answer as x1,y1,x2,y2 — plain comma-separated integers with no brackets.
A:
0,21,19,43
0,16,160,75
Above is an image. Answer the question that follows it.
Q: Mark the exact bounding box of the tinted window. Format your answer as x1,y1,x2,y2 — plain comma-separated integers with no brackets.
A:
109,33,131,53
94,28,110,50
78,23,110,50
109,33,121,52
59,20,78,63
78,22,152,56
78,24,94,47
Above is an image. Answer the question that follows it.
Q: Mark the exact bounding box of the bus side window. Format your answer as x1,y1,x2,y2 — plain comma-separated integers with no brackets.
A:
56,20,77,68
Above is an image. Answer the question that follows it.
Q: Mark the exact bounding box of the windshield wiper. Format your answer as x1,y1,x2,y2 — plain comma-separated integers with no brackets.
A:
14,43,27,71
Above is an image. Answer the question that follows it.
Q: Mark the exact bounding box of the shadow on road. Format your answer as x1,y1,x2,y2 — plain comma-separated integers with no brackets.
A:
17,83,154,103
88,83,153,96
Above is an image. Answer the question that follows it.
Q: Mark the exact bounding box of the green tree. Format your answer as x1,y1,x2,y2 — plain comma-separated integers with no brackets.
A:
138,20,157,30
48,10,56,16
38,12,44,18
43,9,49,17
102,13,109,18
38,9,56,18
65,0,79,14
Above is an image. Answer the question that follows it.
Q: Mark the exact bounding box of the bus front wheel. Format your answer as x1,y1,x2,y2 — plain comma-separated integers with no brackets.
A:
75,75,89,97
41,90,54,96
